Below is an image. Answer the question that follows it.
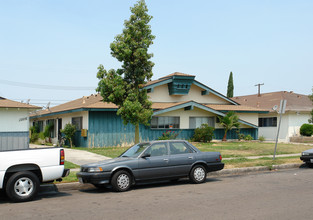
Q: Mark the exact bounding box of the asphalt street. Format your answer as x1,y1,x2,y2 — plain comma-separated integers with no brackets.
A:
1,167,313,220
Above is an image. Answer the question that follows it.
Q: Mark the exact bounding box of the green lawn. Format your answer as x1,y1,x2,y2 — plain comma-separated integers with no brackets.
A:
193,141,309,158
75,141,309,159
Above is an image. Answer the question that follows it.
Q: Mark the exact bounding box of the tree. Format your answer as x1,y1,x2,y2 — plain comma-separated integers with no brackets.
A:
96,0,155,144
227,72,234,98
61,123,77,148
217,111,240,141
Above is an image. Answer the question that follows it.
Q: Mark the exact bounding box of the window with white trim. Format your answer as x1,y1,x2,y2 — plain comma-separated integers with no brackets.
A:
259,117,277,127
151,116,180,129
72,117,83,130
189,117,215,129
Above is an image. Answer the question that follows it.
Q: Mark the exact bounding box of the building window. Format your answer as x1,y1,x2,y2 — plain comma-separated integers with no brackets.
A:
259,117,277,127
72,117,83,130
151,116,180,129
189,117,215,129
33,121,44,132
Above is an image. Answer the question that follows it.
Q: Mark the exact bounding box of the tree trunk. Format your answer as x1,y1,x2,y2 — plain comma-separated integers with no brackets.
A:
222,130,227,141
135,123,140,144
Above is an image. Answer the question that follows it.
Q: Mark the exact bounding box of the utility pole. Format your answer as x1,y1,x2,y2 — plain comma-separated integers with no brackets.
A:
255,83,264,97
273,99,287,160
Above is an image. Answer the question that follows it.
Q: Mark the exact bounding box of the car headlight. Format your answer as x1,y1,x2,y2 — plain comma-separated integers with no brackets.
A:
302,152,310,156
88,167,103,172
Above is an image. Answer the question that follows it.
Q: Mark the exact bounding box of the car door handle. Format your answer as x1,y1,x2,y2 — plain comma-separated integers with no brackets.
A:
164,159,169,161
188,157,193,159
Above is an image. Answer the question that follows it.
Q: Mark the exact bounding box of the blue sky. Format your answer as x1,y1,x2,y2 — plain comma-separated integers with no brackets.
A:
0,0,312,107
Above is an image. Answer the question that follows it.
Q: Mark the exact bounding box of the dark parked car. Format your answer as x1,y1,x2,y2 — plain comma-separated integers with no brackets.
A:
77,140,224,191
300,148,313,166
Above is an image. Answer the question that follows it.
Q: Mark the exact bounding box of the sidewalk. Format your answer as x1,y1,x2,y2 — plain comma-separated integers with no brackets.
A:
29,144,110,166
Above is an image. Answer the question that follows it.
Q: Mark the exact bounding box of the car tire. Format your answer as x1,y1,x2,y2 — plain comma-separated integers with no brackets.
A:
111,170,132,192
5,171,40,202
189,165,207,184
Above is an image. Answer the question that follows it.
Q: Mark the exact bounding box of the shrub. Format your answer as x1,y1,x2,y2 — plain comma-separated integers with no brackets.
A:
61,123,77,147
192,124,215,143
158,130,179,140
258,135,265,142
30,125,41,143
30,132,39,143
300,124,313,137
238,133,245,141
245,135,253,141
43,122,54,143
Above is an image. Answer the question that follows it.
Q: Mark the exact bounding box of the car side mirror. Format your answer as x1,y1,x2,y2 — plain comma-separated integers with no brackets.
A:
142,153,151,159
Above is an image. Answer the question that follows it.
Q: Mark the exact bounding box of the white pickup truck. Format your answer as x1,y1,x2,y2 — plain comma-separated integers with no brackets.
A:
0,147,70,202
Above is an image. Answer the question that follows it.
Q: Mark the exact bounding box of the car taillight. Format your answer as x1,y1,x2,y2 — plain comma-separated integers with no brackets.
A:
219,154,222,161
60,149,65,165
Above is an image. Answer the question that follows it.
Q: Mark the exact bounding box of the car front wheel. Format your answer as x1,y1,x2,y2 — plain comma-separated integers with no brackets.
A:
111,170,132,192
190,165,207,184
5,171,40,202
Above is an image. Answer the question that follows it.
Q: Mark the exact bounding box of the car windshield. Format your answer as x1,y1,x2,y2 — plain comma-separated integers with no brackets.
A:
120,143,151,158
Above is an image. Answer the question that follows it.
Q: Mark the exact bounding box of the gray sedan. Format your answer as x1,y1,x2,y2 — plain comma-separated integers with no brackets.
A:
300,148,313,166
77,140,224,192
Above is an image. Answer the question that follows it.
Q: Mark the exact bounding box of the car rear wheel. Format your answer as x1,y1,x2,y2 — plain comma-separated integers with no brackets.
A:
111,170,132,192
5,171,40,202
190,165,207,184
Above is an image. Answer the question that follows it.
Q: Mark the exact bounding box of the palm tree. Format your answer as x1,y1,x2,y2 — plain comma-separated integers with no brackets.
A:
218,111,240,141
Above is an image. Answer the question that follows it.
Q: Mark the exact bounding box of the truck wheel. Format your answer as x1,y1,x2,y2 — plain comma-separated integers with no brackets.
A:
5,171,40,202
189,165,207,184
111,170,131,192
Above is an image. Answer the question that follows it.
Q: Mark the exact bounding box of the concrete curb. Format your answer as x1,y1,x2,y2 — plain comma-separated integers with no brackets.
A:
39,163,305,194
207,163,303,177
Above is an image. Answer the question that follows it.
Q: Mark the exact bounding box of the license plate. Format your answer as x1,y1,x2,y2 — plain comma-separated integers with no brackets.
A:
78,177,83,184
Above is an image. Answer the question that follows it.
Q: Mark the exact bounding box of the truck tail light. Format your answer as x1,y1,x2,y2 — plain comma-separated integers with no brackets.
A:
60,149,65,165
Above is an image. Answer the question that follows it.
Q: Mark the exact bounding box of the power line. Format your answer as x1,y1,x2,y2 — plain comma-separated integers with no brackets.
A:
0,79,95,91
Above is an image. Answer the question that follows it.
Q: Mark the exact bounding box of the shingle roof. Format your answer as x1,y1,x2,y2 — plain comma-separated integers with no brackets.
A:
232,91,313,112
0,97,40,109
205,104,268,112
152,102,266,112
32,94,117,116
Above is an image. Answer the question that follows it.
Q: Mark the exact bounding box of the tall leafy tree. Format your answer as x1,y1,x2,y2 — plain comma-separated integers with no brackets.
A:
227,72,234,98
96,0,155,144
218,111,240,141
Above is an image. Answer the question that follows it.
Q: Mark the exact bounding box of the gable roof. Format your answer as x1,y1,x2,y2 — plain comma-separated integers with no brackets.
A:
144,72,239,105
233,91,313,112
0,97,40,109
152,100,258,128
